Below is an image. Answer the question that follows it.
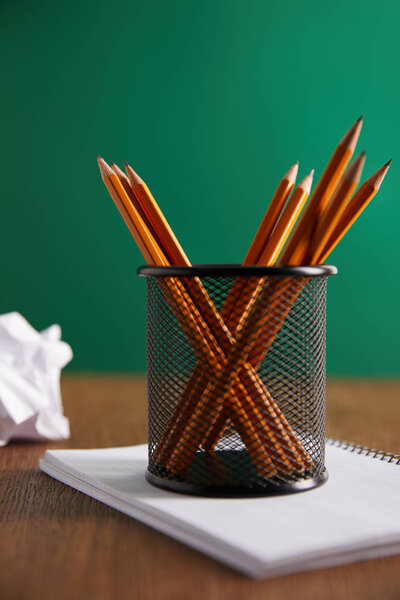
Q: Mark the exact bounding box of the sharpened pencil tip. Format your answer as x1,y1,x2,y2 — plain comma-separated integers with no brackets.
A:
340,116,363,152
360,150,366,156
123,161,144,186
298,170,314,194
385,159,392,167
96,155,114,178
309,169,315,178
343,150,366,183
110,161,130,181
284,161,299,184
367,160,391,190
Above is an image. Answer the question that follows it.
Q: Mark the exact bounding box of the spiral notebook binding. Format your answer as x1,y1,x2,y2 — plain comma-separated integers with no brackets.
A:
327,438,400,465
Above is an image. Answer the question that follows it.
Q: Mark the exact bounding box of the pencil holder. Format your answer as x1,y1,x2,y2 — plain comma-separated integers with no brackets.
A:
138,264,337,497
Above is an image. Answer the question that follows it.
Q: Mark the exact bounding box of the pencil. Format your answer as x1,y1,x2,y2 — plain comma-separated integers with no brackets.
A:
98,157,166,266
309,151,366,263
218,162,299,325
244,162,298,264
124,162,191,266
110,162,136,200
318,161,391,262
231,170,314,333
279,117,363,265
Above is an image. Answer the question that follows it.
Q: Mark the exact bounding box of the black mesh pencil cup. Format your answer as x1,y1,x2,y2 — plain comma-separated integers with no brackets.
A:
138,264,337,497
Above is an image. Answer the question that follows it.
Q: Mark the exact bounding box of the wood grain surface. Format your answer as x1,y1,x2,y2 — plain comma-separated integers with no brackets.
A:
1,376,399,600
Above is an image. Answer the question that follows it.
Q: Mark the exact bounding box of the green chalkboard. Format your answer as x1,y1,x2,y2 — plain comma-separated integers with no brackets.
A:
1,0,399,375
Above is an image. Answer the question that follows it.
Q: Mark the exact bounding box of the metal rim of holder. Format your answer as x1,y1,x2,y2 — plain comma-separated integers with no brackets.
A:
137,264,338,278
145,470,329,498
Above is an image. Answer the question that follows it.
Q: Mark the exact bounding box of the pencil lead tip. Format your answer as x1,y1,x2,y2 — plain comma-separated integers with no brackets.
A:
123,161,143,186
385,159,392,167
299,170,314,192
340,116,363,151
96,155,114,177
123,160,129,168
358,115,363,122
360,150,366,156
285,161,299,182
367,160,391,189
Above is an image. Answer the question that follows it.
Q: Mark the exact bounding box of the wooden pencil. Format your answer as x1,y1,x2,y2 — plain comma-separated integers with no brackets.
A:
109,161,165,250
318,161,391,262
124,162,191,266
229,170,314,334
110,162,136,200
279,117,363,265
244,162,298,264
98,157,166,266
309,151,366,263
217,162,299,325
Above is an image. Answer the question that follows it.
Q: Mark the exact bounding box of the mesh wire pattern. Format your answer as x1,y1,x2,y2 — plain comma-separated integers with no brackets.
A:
140,265,335,496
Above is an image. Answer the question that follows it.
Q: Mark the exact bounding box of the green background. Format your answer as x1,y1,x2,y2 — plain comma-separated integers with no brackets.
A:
1,0,399,375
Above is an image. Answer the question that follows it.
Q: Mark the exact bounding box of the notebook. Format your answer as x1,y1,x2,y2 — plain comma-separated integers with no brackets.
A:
39,439,400,579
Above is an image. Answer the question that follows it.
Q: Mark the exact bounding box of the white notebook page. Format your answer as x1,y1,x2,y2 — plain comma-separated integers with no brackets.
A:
40,443,400,578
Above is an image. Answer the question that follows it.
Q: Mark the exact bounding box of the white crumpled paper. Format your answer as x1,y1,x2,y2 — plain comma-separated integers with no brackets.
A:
0,312,73,446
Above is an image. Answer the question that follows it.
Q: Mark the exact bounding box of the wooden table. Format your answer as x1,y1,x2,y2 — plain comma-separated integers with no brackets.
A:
1,377,400,600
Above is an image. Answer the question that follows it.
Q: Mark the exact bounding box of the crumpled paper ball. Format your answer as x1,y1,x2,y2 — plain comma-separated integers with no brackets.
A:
0,312,73,446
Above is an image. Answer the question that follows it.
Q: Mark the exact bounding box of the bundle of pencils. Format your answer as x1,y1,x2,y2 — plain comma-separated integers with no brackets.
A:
97,117,390,478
